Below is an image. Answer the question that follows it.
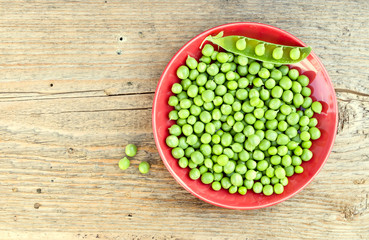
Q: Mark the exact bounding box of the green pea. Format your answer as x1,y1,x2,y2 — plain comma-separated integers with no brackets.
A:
262,185,273,196
309,118,318,127
171,83,182,94
178,136,188,149
258,68,270,79
236,65,247,76
138,161,150,174
188,160,197,169
236,186,246,195
271,155,281,165
255,43,266,56
177,65,190,79
275,167,286,179
229,172,243,187
246,160,257,170
211,181,221,191
305,107,314,118
289,69,300,80
237,77,249,88
234,164,246,175
220,132,232,147
220,62,231,73
301,149,313,161
168,110,179,121
179,98,191,109
201,172,214,184
236,38,247,50
252,77,264,87
213,163,223,173
202,44,214,57
309,127,321,140
282,90,293,103
271,86,283,98
302,96,313,109
312,101,323,113
279,65,289,75
201,90,215,103
248,62,261,75
178,157,188,168
213,172,223,182
217,52,229,63
274,183,284,194
215,85,227,96
262,62,274,69
237,55,248,66
294,146,303,156
214,73,225,84
187,85,199,99
298,75,310,87
252,182,263,193
125,144,137,157
285,165,294,177
200,56,211,64
265,78,276,89
166,135,179,148
270,176,279,185
301,140,312,149
293,93,304,107
199,111,212,123
221,177,232,189
243,179,253,189
211,51,218,60
206,63,219,76
301,87,312,97
272,47,284,60
289,48,301,60
295,165,304,174
186,56,198,70
245,169,257,180
185,134,197,146
270,69,282,81
287,112,300,125
253,150,265,160
189,69,199,80
228,185,237,194
286,140,298,150
199,165,209,175
279,76,292,90
280,177,288,186
189,168,201,180
118,157,130,170
269,99,281,110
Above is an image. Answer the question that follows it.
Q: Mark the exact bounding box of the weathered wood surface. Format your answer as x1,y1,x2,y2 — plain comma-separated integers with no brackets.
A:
0,0,368,239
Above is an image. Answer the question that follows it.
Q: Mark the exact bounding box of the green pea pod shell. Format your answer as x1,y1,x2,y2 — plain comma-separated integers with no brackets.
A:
202,31,311,64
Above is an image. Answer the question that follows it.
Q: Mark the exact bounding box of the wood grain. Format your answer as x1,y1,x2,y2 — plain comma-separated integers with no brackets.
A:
0,0,368,239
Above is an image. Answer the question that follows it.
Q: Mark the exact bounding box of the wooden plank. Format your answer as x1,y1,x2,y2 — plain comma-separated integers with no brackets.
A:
0,0,368,239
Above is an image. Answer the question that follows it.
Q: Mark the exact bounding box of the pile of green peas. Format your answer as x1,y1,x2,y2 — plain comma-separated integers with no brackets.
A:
166,43,322,196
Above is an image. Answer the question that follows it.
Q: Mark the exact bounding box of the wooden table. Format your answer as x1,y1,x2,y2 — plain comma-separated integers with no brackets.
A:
0,1,368,239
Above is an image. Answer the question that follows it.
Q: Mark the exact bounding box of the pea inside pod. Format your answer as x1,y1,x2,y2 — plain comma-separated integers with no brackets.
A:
202,31,311,64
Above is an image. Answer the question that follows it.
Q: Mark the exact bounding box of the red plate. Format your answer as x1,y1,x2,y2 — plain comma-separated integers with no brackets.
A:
152,22,338,209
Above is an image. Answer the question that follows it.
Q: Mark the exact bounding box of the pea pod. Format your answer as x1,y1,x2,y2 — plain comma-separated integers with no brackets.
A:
201,31,311,64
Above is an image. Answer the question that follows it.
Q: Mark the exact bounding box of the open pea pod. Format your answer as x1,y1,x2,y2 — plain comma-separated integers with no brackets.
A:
202,31,312,64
